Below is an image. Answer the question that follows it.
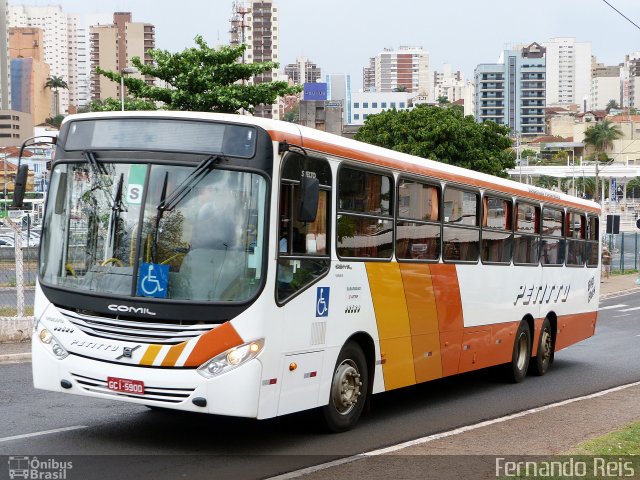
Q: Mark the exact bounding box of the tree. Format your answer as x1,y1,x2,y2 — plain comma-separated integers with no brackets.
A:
44,76,68,117
45,115,65,129
354,104,515,177
606,99,620,113
96,35,301,113
89,97,157,112
583,120,623,202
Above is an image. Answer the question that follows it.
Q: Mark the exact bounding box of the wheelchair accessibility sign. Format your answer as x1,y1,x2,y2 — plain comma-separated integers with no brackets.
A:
137,263,169,298
316,287,330,317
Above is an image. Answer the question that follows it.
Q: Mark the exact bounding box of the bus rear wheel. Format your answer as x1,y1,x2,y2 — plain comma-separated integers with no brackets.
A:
531,318,554,376
506,321,531,383
321,342,369,433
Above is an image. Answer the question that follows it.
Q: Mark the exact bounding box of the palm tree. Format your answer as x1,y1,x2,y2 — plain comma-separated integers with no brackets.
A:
583,120,623,203
44,76,68,117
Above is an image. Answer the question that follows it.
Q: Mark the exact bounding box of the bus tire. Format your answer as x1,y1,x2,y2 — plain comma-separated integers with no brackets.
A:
531,318,553,376
506,321,531,383
321,342,369,433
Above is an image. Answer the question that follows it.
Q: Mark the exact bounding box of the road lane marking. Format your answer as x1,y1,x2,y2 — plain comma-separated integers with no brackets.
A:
618,306,640,312
0,425,88,443
598,304,628,311
613,314,632,318
268,381,640,480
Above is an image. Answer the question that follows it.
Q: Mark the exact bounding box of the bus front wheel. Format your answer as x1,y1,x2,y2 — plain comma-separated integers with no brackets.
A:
506,321,531,383
322,342,369,433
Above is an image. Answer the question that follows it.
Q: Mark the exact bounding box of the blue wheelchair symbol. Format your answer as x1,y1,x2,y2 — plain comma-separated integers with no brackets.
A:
137,263,169,298
316,287,330,317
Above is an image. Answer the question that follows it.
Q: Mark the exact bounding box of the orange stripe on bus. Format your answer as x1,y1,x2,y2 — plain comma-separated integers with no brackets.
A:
429,264,464,333
139,344,162,366
184,322,244,367
365,262,416,391
161,342,188,367
554,311,597,351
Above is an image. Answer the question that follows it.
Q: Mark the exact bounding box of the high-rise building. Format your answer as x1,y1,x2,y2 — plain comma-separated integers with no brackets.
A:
284,56,321,85
1,1,11,110
362,57,375,92
230,1,279,119
326,73,351,125
9,27,51,124
373,46,430,96
542,37,591,112
8,5,74,114
474,42,546,138
433,64,465,103
622,52,640,110
590,60,620,111
89,12,155,102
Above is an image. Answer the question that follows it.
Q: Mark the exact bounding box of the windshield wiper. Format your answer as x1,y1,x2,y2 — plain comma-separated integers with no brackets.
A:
83,150,115,209
108,173,126,250
151,155,221,263
157,155,221,212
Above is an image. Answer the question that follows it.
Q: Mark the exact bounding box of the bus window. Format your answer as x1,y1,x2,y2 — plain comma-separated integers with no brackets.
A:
566,212,585,266
514,202,540,265
541,207,564,266
481,196,512,264
277,153,331,302
442,187,479,262
586,215,599,267
396,179,440,261
336,167,393,259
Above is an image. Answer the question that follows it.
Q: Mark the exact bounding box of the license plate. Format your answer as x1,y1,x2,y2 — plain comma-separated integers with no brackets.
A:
107,376,145,395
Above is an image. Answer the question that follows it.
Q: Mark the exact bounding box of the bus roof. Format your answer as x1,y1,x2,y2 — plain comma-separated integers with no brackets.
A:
60,111,600,214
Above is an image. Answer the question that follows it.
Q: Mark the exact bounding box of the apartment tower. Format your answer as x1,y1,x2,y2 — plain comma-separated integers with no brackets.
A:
230,1,280,119
89,12,155,102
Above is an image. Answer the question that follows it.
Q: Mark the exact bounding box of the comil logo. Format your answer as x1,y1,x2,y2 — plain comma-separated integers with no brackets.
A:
108,304,157,316
8,456,73,479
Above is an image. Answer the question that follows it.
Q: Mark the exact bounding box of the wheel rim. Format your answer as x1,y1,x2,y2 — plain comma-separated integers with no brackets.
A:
516,332,528,371
539,327,552,366
331,359,362,415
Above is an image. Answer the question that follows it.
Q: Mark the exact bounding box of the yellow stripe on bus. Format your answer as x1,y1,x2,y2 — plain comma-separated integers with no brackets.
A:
139,345,162,366
365,262,416,391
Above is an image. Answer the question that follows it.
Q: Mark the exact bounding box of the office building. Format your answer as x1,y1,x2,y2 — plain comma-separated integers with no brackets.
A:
475,42,546,138
350,91,410,126
326,73,351,125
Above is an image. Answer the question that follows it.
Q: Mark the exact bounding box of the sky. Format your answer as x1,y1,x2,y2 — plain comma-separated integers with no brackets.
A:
11,0,640,90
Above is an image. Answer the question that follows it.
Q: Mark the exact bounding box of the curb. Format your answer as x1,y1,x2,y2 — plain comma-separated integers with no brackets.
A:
600,286,640,300
0,352,31,364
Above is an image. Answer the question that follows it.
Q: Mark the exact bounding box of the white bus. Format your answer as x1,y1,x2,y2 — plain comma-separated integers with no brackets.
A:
32,112,601,431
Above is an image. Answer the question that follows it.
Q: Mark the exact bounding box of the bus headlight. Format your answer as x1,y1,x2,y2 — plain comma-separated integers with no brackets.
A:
197,339,264,378
38,328,68,359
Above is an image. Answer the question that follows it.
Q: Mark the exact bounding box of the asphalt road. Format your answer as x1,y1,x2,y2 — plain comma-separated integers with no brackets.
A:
1,293,639,480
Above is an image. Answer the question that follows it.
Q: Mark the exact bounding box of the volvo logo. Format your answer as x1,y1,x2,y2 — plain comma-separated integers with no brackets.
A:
116,345,141,360
108,304,157,316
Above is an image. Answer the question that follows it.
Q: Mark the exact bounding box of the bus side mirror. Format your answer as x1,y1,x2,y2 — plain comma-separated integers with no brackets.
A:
298,176,319,223
12,164,29,209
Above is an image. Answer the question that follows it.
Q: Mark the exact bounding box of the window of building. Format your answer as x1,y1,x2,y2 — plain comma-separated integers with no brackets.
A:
363,102,369,108
337,167,393,259
390,102,396,108
381,102,387,108
372,102,378,108
481,196,512,264
396,179,440,261
354,102,359,108
354,114,360,120
443,187,479,262
399,102,406,108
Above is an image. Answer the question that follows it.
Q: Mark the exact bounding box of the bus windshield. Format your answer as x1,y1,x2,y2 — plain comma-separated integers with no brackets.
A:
40,160,267,303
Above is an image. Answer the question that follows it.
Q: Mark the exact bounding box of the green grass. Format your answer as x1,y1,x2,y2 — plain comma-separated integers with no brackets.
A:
611,269,639,276
568,421,640,455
